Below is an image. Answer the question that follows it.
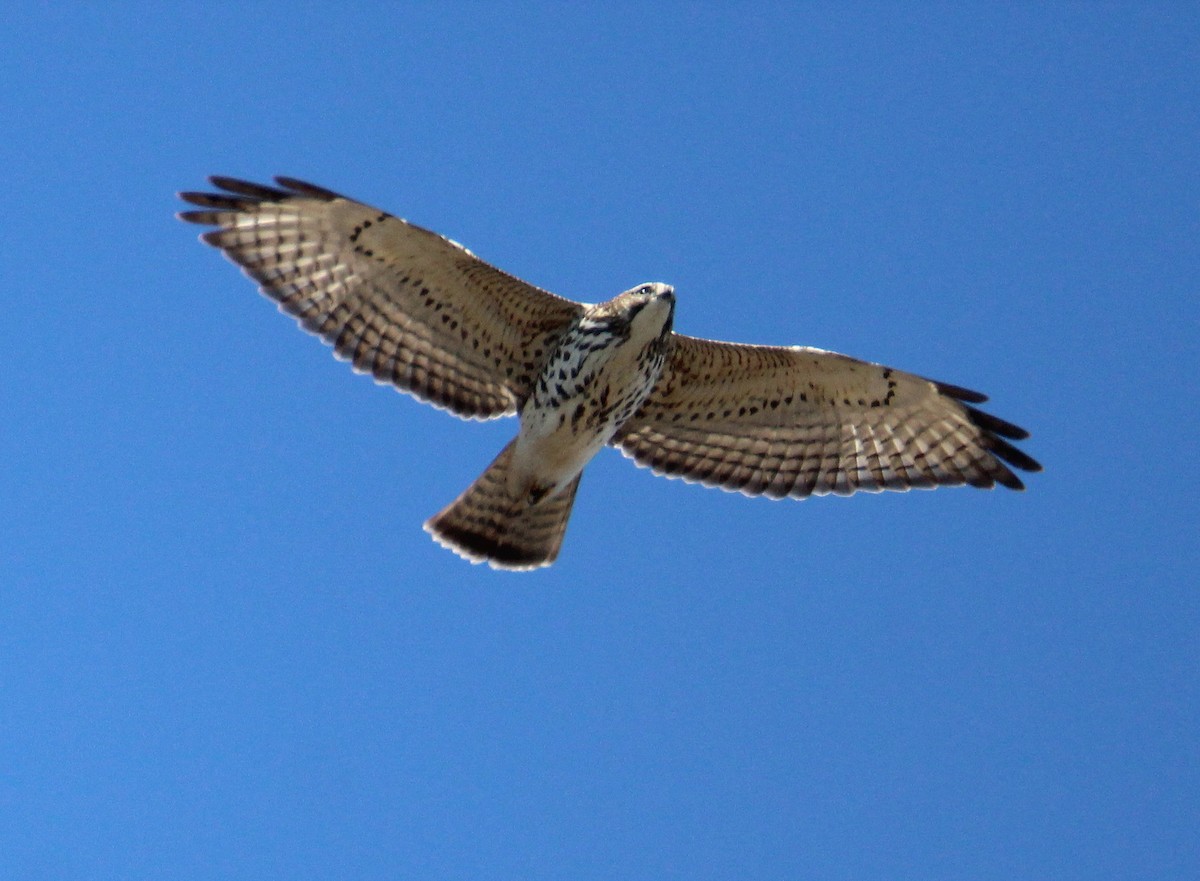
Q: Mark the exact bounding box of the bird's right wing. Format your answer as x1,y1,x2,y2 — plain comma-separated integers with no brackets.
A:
613,334,1041,498
179,177,584,419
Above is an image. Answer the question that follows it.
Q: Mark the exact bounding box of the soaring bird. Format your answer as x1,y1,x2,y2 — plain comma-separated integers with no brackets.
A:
178,177,1041,570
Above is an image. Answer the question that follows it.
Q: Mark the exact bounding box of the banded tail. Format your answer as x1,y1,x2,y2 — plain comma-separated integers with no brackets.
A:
424,440,583,570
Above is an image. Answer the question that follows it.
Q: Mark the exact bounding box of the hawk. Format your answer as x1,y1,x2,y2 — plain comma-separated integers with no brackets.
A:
178,177,1041,570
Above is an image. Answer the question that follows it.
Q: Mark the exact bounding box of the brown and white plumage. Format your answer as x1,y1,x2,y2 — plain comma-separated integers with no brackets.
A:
179,176,582,419
178,176,1041,570
614,336,1040,498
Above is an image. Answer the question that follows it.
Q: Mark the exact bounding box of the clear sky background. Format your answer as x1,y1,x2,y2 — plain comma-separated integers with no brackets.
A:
3,4,1196,879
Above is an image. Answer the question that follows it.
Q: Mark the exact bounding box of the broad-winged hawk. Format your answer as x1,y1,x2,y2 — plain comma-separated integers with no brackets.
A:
178,177,1041,570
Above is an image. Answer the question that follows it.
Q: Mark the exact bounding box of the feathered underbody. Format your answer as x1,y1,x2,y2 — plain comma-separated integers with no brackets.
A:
178,176,1041,570
426,285,675,568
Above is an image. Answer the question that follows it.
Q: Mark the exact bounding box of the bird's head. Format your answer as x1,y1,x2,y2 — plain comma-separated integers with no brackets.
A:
616,282,675,339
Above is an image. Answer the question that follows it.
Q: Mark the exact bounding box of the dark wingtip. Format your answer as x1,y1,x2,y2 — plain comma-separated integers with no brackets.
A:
177,209,218,225
950,394,1042,485
178,190,253,210
932,379,1041,485
179,177,338,214
209,176,292,200
965,405,1030,440
985,434,1043,475
933,380,989,404
994,469,1027,491
274,176,345,200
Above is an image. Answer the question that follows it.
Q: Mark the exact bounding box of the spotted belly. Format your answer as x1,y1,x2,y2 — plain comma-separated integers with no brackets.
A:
513,321,669,498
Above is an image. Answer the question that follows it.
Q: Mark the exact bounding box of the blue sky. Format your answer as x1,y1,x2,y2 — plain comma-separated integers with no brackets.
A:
3,4,1196,879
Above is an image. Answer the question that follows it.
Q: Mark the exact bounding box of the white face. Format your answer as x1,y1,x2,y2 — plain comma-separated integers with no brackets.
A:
624,282,675,342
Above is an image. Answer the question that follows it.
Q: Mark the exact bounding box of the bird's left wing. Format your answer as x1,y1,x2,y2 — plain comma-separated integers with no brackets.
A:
612,334,1041,498
179,177,584,419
